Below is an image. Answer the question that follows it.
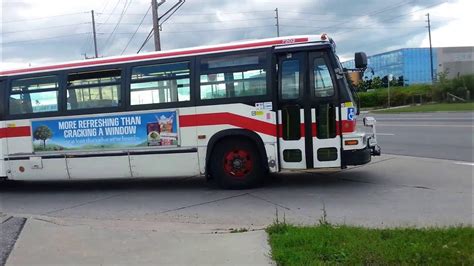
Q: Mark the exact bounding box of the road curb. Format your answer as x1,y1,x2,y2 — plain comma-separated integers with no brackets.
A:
0,217,27,266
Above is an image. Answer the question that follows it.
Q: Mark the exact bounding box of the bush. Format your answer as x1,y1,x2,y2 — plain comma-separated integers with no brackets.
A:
358,74,474,108
359,85,432,108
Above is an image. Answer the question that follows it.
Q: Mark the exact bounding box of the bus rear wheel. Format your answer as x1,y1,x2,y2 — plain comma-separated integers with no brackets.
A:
210,139,264,189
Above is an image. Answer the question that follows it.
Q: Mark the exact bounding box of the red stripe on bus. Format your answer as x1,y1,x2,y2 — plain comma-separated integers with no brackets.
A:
276,124,307,138
0,114,354,140
180,113,277,137
0,126,31,139
0,38,309,76
277,121,354,138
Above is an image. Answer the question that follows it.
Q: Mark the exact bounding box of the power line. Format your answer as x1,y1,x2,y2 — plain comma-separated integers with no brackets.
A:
334,1,447,35
2,12,89,24
159,0,186,27
1,33,92,46
115,25,275,35
2,23,91,34
97,0,124,27
162,25,274,33
98,0,114,16
319,0,413,33
103,0,133,49
101,10,273,16
98,17,274,26
121,4,152,55
137,28,154,53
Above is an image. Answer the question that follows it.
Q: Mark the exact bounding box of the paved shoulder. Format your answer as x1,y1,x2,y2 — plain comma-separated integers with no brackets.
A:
6,217,273,265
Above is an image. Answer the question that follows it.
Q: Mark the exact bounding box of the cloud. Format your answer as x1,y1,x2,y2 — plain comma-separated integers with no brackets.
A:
1,0,471,70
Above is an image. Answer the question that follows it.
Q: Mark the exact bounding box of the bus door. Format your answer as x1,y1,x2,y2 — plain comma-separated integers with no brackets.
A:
277,51,341,170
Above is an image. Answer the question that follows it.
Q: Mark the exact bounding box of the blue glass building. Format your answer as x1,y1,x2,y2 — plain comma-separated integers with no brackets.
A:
343,48,438,85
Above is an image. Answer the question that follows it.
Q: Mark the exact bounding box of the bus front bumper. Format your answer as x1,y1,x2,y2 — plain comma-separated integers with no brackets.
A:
342,146,372,166
342,116,381,166
342,142,381,166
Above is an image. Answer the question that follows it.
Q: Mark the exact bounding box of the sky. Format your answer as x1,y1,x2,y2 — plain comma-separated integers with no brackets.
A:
1,0,473,70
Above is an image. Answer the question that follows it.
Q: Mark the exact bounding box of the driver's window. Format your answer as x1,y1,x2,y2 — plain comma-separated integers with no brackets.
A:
313,58,334,97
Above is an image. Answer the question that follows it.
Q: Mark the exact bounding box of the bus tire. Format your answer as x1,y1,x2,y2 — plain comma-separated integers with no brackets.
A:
210,138,264,189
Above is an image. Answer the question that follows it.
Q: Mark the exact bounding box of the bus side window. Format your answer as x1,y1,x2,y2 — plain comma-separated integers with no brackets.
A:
130,62,191,106
0,81,5,118
8,76,59,115
199,53,267,100
67,69,121,110
313,57,335,98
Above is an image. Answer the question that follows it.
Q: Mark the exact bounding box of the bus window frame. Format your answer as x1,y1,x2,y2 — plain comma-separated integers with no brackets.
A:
195,48,273,107
66,68,123,112
308,51,340,105
3,48,276,120
125,56,197,111
5,70,65,120
0,79,5,119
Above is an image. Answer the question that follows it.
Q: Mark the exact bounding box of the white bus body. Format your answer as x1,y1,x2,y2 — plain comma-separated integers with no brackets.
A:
0,35,379,188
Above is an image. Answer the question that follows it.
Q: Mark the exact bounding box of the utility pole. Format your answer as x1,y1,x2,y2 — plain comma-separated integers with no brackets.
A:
426,13,434,83
139,0,184,53
91,10,99,58
151,0,166,51
275,8,280,37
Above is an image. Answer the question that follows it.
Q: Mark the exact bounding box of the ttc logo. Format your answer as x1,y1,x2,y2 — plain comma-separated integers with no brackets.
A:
347,108,356,121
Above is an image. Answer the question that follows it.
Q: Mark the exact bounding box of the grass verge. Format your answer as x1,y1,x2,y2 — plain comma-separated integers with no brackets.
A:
373,102,474,113
267,223,474,265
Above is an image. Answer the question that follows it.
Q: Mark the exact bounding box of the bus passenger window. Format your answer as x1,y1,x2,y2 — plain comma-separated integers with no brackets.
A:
313,58,335,98
200,53,267,100
9,75,59,115
67,69,121,110
130,62,190,105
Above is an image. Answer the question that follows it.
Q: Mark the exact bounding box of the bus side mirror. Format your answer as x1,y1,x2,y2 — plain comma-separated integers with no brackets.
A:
363,117,376,126
355,52,367,69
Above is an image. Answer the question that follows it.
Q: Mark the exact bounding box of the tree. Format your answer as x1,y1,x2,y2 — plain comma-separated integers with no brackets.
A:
33,125,53,149
371,77,383,89
397,76,405,87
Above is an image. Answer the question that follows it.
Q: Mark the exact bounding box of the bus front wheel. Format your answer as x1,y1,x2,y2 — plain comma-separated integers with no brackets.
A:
210,139,264,189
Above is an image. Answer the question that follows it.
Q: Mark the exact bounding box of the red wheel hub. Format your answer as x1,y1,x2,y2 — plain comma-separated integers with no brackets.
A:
223,149,253,179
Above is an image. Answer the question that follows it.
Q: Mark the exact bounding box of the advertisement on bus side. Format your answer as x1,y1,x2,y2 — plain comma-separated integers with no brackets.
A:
31,111,178,152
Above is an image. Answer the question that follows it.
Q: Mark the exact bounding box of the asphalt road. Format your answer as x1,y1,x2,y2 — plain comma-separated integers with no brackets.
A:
359,112,473,162
1,111,472,264
0,155,471,228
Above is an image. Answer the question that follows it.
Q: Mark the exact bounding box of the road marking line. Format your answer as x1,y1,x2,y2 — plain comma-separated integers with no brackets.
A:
454,162,474,166
377,133,395,136
377,124,474,128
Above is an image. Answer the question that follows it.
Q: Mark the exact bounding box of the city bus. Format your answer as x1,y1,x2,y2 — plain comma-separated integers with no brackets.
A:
0,34,380,189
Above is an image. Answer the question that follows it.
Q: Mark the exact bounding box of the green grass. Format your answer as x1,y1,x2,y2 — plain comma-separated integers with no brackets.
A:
373,102,474,113
267,224,474,265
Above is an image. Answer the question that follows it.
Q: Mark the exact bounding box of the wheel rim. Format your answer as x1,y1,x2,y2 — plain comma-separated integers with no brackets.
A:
223,149,253,179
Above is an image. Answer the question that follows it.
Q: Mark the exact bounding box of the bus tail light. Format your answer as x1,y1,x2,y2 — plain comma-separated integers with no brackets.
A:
345,140,359,146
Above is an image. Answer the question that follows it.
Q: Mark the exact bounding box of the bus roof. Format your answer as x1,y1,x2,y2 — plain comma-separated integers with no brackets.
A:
0,35,329,77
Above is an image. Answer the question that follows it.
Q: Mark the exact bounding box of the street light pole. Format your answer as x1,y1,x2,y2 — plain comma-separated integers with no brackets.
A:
426,13,434,83
388,74,393,108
